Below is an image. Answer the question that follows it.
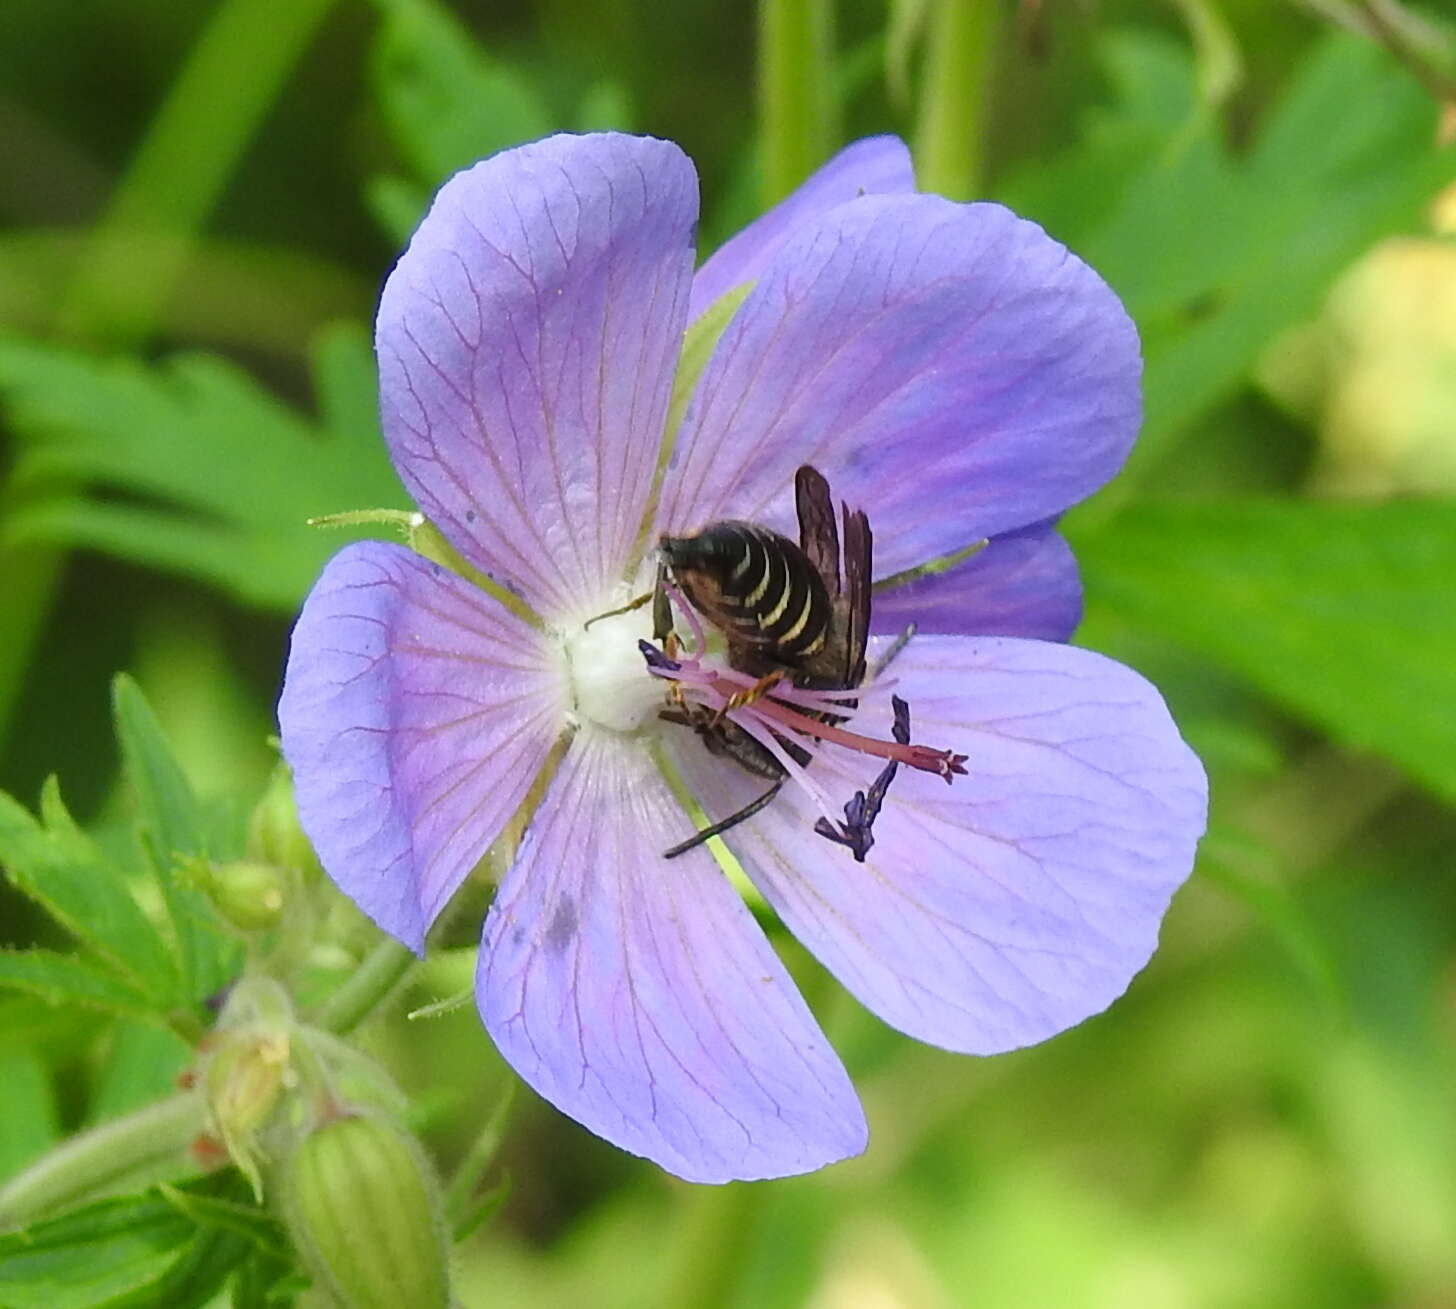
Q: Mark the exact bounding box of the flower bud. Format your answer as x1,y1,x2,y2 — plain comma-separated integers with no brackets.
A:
203,860,287,931
247,765,322,882
282,1112,451,1309
204,1025,290,1196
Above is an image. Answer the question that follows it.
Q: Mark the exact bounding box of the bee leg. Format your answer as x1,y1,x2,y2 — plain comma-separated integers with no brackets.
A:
710,668,787,727
871,622,917,679
663,777,786,859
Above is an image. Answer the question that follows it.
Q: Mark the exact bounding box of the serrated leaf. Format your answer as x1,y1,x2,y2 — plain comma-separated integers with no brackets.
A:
0,790,177,1004
160,1185,287,1259
111,675,239,1004
112,675,204,866
0,1192,195,1309
110,1184,284,1309
0,333,402,611
1075,497,1456,803
372,0,551,188
1002,30,1456,492
106,1226,251,1309
0,1177,279,1309
0,950,157,1023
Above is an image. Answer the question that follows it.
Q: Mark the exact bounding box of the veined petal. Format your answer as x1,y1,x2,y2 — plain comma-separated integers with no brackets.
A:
657,195,1140,579
377,133,698,623
668,636,1205,1055
477,728,866,1183
871,522,1083,643
689,135,914,321
279,542,567,951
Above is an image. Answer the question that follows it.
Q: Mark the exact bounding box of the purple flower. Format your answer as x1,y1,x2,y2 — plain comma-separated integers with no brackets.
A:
278,133,1207,1183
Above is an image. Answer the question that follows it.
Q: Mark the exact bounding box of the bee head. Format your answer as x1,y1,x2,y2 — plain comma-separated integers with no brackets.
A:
658,524,743,576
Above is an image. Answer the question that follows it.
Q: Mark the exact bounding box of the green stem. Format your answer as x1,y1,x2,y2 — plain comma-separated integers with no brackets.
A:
313,938,418,1036
443,1082,514,1228
757,0,838,207
56,0,340,345
662,1181,760,1309
0,937,415,1229
0,1092,206,1230
912,0,999,201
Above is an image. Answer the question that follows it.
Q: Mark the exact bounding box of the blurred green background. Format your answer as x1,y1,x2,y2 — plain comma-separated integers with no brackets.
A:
2,1,1455,1305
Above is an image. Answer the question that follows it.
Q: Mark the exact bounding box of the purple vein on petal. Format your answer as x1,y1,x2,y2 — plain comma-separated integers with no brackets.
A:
378,133,700,622
477,727,867,1183
279,541,568,951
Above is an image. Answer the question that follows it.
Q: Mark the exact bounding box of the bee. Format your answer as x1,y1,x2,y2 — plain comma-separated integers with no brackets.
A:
654,465,872,857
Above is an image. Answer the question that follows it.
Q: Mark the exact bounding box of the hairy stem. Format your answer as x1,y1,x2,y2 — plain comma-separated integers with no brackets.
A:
313,937,418,1036
0,1092,206,1229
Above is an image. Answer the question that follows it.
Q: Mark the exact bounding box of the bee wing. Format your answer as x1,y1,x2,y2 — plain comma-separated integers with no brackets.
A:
840,503,872,689
795,465,841,599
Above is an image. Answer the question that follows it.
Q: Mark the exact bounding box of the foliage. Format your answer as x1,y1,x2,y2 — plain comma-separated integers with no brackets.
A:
1,0,1454,1304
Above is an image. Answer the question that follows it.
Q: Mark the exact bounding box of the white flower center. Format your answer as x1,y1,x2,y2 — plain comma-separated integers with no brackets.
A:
562,606,662,734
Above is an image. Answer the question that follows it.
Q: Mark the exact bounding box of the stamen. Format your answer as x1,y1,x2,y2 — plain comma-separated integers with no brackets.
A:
703,673,967,782
814,696,912,862
639,619,967,863
728,711,848,833
638,640,681,672
661,578,706,656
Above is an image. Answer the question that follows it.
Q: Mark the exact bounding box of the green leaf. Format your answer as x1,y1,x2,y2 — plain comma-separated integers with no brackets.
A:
110,1183,286,1309
0,332,403,612
0,1051,60,1183
112,675,204,867
111,676,239,1004
1002,30,1456,496
0,788,177,1004
574,81,634,133
0,1179,281,1309
371,0,551,188
0,1192,195,1309
1075,497,1456,803
1198,824,1343,1015
109,1225,251,1309
0,951,157,1023
159,1185,287,1256
88,1024,193,1125
364,173,429,245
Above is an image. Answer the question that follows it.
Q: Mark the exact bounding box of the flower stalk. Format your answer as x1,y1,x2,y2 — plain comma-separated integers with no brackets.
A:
913,0,998,201
0,1090,207,1229
757,0,838,205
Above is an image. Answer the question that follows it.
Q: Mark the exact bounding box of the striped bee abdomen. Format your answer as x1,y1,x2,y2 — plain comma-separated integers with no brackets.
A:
659,521,830,664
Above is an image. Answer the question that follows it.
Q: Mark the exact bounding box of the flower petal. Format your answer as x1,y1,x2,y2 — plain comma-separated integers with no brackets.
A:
657,195,1140,579
279,542,566,951
689,135,914,320
666,636,1205,1055
477,727,866,1183
871,522,1083,642
377,133,698,622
